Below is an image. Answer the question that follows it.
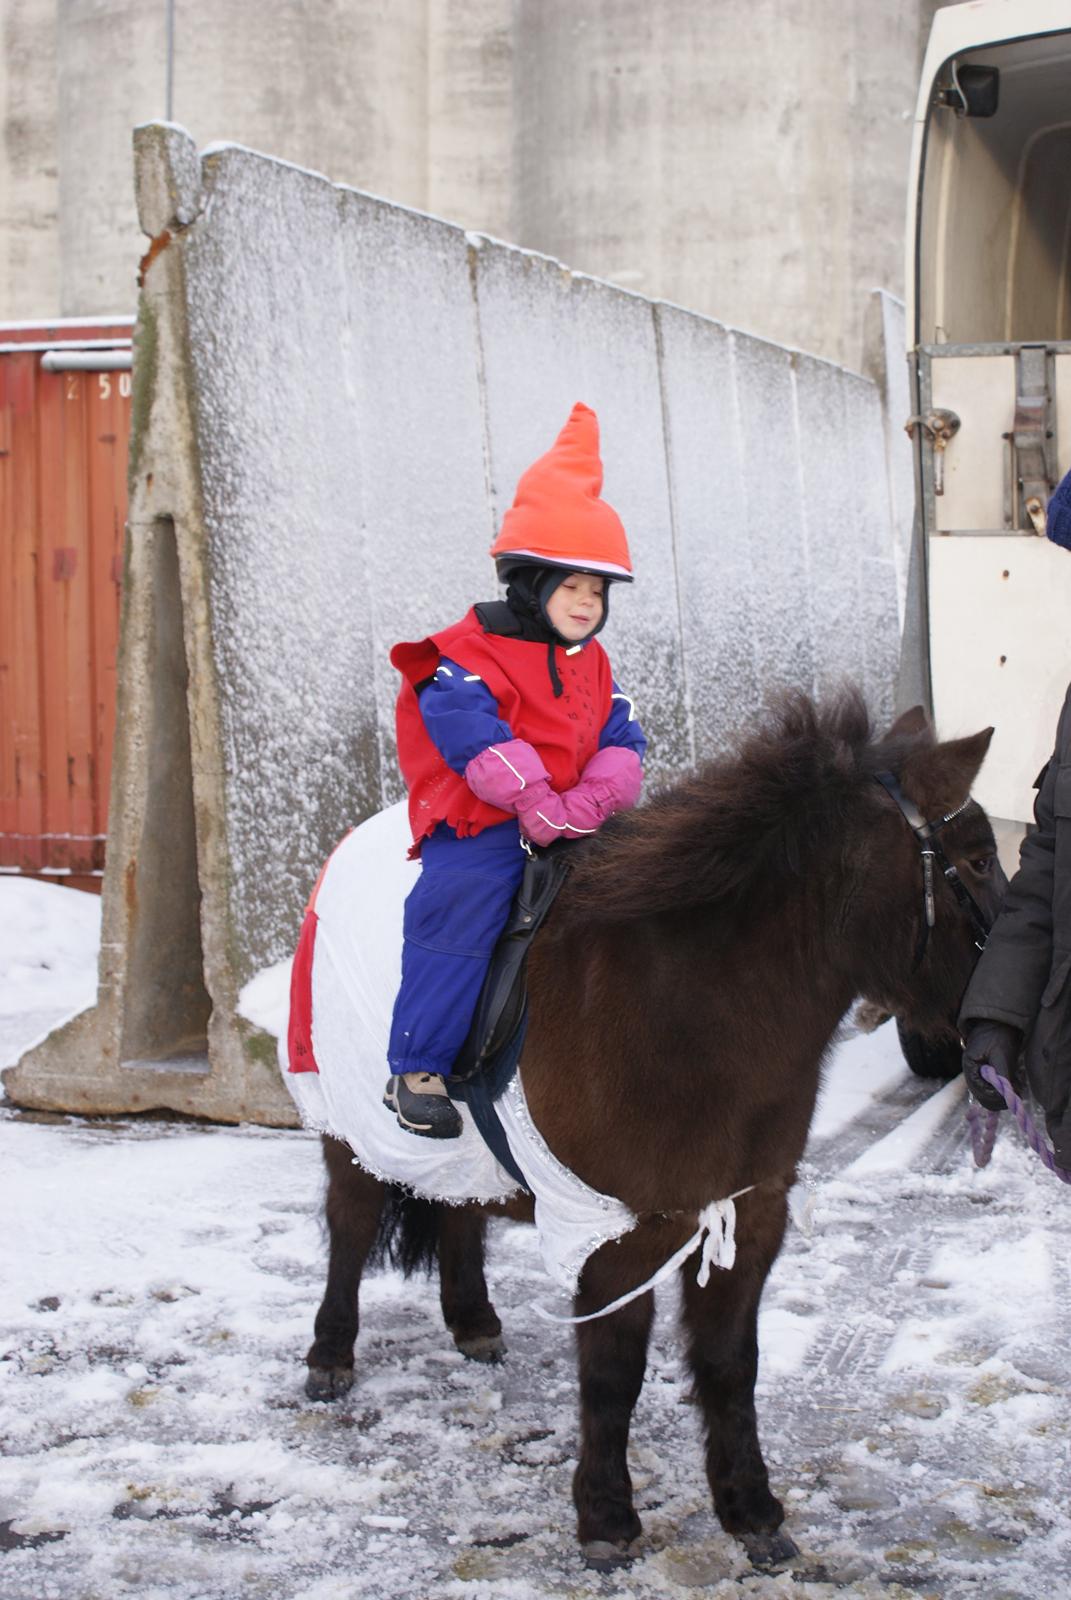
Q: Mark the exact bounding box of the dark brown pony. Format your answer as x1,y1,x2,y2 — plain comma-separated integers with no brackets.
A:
304,691,1001,1569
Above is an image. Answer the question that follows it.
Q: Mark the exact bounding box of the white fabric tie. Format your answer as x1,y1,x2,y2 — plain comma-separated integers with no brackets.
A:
533,1188,754,1326
695,1195,740,1283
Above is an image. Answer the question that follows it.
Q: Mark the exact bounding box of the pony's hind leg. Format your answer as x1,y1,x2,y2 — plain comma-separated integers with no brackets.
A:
305,1137,384,1401
680,1184,798,1565
438,1207,505,1362
571,1241,656,1569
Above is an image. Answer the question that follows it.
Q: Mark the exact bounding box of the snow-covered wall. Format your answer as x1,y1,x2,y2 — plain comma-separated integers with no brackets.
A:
2,124,903,1125
182,138,900,973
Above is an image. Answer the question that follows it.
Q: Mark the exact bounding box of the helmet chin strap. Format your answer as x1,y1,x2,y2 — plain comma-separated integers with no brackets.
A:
496,566,604,697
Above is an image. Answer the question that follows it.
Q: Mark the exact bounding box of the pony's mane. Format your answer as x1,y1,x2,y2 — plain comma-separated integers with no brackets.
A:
558,687,914,927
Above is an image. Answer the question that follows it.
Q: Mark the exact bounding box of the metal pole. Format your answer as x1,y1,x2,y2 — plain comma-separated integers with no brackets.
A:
165,0,175,120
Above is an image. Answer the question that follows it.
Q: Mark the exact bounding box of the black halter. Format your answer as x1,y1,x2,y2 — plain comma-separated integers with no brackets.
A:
873,770,992,971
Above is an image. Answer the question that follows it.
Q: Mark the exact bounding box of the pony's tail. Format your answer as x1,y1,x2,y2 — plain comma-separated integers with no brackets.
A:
367,1184,442,1277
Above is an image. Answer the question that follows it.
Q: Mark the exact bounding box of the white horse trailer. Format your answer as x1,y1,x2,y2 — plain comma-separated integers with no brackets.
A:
907,0,1071,850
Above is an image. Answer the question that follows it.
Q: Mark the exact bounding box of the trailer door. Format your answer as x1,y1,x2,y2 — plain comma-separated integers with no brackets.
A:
908,13,1071,832
922,342,1071,827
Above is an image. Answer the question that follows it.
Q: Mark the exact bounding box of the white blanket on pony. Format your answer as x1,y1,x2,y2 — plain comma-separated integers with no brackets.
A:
281,802,636,1293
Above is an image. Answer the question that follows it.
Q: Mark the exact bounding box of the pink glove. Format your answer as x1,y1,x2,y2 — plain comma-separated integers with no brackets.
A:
516,787,588,845
464,740,588,846
521,745,643,843
464,739,552,810
558,746,644,833
464,741,643,846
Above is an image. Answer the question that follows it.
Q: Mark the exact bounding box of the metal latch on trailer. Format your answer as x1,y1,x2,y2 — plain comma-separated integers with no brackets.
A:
1004,345,1056,536
907,344,1058,531
904,408,960,495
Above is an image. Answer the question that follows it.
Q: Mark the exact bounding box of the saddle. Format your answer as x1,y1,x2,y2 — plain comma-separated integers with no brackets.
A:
441,838,573,1190
446,841,572,1190
450,839,573,1083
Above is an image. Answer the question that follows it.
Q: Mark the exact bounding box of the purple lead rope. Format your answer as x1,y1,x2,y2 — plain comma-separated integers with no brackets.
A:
966,1095,999,1168
969,1062,1071,1184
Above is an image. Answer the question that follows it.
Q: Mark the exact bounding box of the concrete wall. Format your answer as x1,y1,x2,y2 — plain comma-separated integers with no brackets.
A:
0,0,61,315
2,126,905,1124
510,0,928,379
427,0,514,234
3,0,945,371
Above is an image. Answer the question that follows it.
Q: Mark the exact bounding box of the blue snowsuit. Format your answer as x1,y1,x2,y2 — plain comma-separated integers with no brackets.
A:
387,658,646,1076
1048,468,1071,550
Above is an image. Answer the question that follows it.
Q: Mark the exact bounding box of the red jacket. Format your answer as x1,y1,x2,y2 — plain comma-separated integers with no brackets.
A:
391,607,613,850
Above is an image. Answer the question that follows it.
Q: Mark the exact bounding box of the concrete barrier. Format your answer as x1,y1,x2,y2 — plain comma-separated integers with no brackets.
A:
2,125,904,1123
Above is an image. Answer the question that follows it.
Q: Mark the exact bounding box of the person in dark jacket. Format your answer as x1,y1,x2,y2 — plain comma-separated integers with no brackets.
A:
959,471,1071,1166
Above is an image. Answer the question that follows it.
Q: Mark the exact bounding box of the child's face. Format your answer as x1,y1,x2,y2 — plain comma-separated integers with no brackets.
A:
545,572,605,642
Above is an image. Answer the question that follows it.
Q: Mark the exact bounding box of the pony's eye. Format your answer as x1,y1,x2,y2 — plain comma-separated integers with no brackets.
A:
968,856,993,876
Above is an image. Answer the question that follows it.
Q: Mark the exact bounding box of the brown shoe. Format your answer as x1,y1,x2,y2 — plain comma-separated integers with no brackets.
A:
383,1072,463,1139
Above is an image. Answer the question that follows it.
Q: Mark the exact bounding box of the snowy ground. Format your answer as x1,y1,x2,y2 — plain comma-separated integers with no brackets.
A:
2,881,1070,1599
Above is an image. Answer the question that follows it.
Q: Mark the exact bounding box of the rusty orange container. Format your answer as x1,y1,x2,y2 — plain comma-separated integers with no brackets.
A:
0,319,134,891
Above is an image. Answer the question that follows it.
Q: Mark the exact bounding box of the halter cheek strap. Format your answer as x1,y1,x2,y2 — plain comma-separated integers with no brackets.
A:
873,771,991,971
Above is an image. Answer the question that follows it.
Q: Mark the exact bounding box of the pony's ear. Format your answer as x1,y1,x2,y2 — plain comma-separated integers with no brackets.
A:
881,705,933,744
901,727,994,816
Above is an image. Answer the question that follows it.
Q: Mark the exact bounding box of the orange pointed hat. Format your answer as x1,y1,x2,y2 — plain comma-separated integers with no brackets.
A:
490,402,633,580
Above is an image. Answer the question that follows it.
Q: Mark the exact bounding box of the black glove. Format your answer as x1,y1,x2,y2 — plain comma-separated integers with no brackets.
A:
961,1020,1023,1111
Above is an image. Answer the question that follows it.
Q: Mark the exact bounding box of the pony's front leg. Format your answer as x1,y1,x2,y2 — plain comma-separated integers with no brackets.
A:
572,1245,655,1570
680,1186,796,1563
437,1207,505,1362
305,1137,384,1401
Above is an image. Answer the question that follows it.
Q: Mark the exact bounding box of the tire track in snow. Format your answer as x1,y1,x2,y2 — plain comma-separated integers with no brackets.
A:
788,1076,972,1403
805,1070,949,1174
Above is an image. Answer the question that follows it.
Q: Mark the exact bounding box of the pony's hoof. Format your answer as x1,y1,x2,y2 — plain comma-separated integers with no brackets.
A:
581,1538,641,1572
454,1332,506,1363
741,1528,800,1569
305,1364,354,1402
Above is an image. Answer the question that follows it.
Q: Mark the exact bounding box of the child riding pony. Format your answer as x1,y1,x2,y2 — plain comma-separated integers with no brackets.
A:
383,403,646,1138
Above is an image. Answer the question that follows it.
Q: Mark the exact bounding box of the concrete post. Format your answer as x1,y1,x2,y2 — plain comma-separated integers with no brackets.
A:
3,126,298,1123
